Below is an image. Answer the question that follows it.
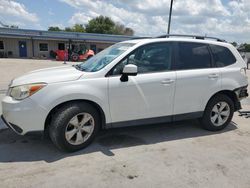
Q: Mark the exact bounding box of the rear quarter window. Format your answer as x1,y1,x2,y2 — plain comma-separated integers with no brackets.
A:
210,45,236,67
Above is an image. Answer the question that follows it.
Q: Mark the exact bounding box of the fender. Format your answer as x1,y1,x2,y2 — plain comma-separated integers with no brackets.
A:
30,79,112,125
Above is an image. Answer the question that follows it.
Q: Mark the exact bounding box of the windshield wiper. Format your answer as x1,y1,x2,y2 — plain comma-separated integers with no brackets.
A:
73,64,87,71
73,64,82,70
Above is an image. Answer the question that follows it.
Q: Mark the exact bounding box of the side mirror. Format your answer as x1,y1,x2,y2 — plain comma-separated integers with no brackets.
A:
120,64,138,82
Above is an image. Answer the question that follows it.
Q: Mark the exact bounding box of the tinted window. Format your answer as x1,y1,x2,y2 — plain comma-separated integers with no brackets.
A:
210,45,236,67
174,42,212,70
0,41,4,50
111,42,172,75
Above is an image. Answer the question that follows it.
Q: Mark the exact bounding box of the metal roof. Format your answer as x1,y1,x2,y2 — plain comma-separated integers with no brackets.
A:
0,27,134,43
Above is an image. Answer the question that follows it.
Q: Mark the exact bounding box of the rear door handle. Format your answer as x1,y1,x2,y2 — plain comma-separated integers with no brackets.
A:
208,73,219,79
161,79,174,85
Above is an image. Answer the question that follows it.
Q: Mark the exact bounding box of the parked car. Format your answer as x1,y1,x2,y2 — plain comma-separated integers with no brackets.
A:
1,35,248,152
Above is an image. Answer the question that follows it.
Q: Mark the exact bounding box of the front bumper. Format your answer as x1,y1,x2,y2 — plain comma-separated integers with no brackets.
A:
1,96,48,135
1,115,23,134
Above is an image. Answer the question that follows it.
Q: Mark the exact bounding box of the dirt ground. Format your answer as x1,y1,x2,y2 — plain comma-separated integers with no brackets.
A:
0,58,250,188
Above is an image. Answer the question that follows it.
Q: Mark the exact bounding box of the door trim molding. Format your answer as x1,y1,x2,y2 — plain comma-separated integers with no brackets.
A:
106,111,203,129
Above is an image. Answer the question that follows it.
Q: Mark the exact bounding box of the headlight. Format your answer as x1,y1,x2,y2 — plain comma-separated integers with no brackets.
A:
9,83,47,100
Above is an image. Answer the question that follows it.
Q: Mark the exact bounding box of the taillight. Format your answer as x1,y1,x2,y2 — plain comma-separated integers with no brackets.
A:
240,68,247,76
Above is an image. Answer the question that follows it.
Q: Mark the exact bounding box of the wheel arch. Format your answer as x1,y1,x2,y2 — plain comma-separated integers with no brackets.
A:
44,99,106,136
205,90,239,112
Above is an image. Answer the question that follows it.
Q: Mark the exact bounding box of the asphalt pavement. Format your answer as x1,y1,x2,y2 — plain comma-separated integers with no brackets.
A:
0,58,250,188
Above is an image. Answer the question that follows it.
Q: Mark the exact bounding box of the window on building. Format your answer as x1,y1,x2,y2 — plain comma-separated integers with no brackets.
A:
0,41,4,50
39,43,48,51
210,44,236,67
174,42,212,70
58,43,65,50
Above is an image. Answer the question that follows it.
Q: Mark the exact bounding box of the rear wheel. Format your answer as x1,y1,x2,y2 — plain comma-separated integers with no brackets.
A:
49,102,100,152
201,94,234,131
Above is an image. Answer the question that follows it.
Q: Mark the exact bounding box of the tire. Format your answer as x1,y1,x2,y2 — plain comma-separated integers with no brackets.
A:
49,102,100,152
71,54,79,62
201,94,234,131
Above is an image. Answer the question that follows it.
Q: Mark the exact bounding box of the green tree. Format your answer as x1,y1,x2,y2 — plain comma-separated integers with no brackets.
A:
71,24,85,32
85,16,116,34
113,23,134,36
64,24,85,32
85,16,134,35
64,27,73,32
48,26,62,31
10,25,18,29
48,16,134,35
239,43,250,52
49,24,85,32
113,23,125,35
244,44,250,52
123,27,134,36
231,42,237,47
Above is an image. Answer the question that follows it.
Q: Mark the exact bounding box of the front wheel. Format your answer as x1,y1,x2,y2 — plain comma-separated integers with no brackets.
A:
201,94,234,131
71,54,79,62
49,102,100,152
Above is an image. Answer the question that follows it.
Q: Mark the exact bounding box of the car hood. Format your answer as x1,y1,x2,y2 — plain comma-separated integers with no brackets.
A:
11,65,83,87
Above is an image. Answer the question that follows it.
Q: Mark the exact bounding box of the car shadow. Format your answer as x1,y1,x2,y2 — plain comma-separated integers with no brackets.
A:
0,120,237,163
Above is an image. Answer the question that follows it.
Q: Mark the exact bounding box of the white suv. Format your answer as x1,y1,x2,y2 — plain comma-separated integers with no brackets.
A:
1,35,248,152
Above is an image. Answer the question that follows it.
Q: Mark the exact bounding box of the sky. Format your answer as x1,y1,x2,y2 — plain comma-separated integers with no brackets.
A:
0,0,250,43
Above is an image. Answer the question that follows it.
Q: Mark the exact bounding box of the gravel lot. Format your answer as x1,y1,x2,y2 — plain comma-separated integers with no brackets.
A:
0,58,250,188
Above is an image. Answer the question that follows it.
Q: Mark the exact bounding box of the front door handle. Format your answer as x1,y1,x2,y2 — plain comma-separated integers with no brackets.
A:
161,79,174,85
208,73,219,79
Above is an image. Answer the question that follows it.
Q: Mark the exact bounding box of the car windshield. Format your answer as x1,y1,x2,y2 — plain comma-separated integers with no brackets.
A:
76,43,135,72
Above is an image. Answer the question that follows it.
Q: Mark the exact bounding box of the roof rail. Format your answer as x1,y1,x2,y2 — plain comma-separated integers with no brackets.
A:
156,34,226,42
131,37,153,40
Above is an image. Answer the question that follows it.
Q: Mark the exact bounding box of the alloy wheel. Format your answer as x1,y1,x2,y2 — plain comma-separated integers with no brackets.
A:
210,101,230,126
65,113,95,145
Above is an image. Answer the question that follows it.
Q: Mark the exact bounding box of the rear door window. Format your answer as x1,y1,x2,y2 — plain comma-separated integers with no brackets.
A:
174,42,212,70
209,44,236,67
